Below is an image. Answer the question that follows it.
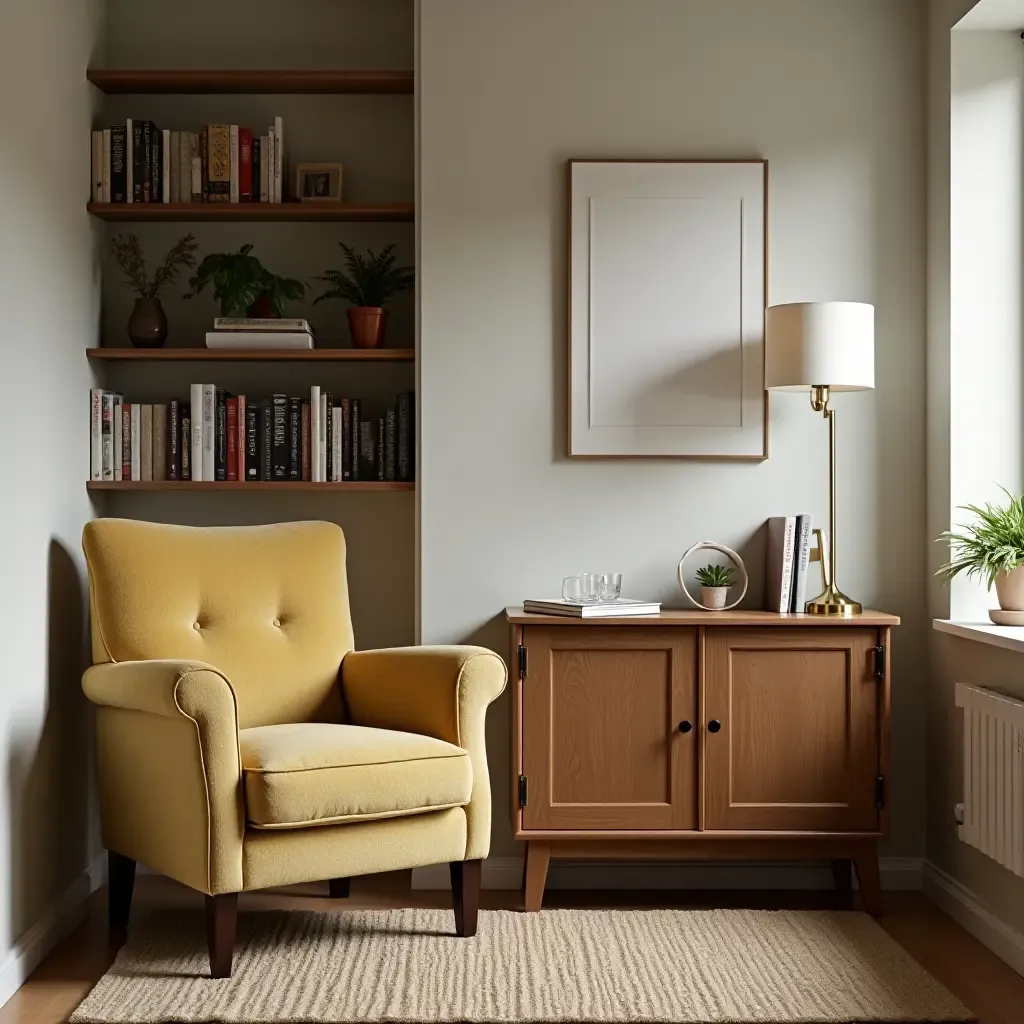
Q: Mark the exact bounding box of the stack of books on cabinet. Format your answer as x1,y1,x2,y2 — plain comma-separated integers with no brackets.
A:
89,388,414,485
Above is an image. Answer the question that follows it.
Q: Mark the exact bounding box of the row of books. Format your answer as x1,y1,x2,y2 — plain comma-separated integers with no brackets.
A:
764,515,813,613
88,388,414,483
90,119,285,204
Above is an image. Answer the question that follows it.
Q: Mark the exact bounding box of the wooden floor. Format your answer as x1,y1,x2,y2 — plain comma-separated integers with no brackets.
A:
3,874,1024,1023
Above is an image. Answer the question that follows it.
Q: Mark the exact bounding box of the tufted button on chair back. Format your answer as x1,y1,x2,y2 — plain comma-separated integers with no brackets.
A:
83,519,353,728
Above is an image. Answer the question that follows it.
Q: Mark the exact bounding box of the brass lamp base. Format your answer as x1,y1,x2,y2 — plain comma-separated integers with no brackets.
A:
805,584,862,617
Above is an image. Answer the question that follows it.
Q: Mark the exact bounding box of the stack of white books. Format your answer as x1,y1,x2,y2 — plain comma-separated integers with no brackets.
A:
205,317,314,349
523,598,661,618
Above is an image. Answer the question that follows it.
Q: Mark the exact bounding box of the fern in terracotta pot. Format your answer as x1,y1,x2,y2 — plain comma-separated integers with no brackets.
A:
313,243,414,348
937,488,1024,618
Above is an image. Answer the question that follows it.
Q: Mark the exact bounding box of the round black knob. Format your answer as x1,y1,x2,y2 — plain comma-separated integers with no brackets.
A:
678,720,692,734
707,719,722,734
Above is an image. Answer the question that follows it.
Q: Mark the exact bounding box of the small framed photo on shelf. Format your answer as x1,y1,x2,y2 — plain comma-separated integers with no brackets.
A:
295,163,343,202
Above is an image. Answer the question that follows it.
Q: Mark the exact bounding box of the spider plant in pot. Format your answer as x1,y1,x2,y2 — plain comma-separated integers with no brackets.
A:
110,233,197,347
313,243,414,348
183,244,306,318
695,563,736,611
937,488,1024,622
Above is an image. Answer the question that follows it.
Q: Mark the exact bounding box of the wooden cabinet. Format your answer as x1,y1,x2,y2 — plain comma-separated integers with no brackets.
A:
507,608,898,915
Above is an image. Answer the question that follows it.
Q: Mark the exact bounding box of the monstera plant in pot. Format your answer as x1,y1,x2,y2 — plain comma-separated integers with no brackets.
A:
184,244,305,317
314,243,414,348
937,488,1024,624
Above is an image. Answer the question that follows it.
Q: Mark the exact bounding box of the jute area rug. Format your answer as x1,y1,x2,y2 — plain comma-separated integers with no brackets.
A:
70,907,973,1023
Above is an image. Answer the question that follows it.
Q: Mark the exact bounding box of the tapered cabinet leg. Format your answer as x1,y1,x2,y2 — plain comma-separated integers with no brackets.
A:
853,847,883,917
108,851,136,931
205,893,238,978
450,859,481,937
328,878,350,898
522,841,551,912
831,859,853,908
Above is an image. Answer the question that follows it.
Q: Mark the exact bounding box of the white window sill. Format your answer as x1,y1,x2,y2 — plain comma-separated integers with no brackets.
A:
934,619,1024,654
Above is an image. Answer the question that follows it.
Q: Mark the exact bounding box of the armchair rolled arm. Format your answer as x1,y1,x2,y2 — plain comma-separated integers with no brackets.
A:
83,660,244,894
341,646,507,860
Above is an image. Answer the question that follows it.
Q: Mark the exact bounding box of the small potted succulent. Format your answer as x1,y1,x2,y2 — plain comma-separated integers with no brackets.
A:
695,564,736,611
313,243,414,348
184,243,306,318
110,233,197,347
937,488,1024,623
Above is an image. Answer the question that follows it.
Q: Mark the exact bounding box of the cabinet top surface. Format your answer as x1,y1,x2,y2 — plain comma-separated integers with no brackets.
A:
505,606,900,626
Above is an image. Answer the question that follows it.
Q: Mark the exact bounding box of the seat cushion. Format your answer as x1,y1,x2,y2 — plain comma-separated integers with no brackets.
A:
239,723,473,829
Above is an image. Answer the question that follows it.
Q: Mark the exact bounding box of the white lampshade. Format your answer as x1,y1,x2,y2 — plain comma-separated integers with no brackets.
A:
765,301,875,392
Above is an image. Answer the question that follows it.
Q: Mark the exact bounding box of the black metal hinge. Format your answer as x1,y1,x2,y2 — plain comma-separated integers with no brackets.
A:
873,645,886,680
518,774,528,808
875,774,886,810
518,644,528,679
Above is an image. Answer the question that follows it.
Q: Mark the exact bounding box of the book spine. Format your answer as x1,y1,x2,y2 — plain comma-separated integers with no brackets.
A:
201,384,215,481
131,120,143,202
111,395,121,480
125,118,133,203
226,396,238,481
359,421,374,479
309,386,321,483
121,402,132,480
780,518,797,612
790,515,813,613
91,131,102,203
168,400,180,480
215,389,227,481
350,398,360,481
141,121,152,202
162,129,170,203
100,393,114,480
236,394,246,482
288,397,301,479
207,125,230,202
110,126,127,202
377,417,385,481
191,133,202,202
90,389,103,481
271,394,288,479
229,125,239,203
200,127,209,201
332,409,341,482
273,116,283,203
396,392,412,481
190,383,204,482
259,136,270,202
152,404,167,481
341,397,351,481
169,130,180,203
301,402,310,481
180,131,192,204
140,404,153,481
149,124,161,203
239,128,253,202
260,398,272,481
324,395,333,482
130,404,140,480
252,137,261,202
100,129,112,203
246,403,258,480
180,414,191,480
385,408,396,481
319,393,328,482
267,126,276,202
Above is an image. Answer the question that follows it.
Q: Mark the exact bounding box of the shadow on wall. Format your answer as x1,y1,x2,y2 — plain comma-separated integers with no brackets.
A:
7,539,90,944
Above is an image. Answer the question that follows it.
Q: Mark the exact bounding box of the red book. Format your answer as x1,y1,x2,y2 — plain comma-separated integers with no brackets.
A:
121,402,132,480
226,397,238,480
239,128,253,202
237,394,246,481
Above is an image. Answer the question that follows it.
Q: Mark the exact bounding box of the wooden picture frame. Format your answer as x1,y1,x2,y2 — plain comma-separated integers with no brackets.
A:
295,163,343,202
568,159,768,460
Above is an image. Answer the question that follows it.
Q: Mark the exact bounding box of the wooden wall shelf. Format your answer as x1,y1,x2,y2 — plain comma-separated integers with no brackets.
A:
88,481,413,493
87,69,414,95
87,348,415,362
88,202,414,223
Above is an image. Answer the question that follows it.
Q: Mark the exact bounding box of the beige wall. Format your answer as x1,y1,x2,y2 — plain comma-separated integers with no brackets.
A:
0,0,104,984
418,0,928,859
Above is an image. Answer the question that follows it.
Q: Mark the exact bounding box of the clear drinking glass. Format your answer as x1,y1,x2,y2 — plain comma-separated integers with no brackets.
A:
598,573,622,601
562,576,583,602
580,572,601,603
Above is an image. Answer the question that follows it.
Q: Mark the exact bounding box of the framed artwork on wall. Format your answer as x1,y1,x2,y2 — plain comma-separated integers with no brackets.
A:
568,159,768,459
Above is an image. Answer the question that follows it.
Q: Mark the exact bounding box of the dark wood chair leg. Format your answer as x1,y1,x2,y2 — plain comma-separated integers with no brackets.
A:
831,858,853,908
328,877,350,898
853,846,883,918
108,851,136,931
450,859,481,937
205,893,238,978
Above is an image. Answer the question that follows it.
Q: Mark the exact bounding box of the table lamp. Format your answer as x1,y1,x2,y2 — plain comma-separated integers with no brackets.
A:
765,301,875,616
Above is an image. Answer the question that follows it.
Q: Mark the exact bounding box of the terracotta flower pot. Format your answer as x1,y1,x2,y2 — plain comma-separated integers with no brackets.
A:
348,307,388,349
995,566,1024,611
127,297,168,348
246,294,279,319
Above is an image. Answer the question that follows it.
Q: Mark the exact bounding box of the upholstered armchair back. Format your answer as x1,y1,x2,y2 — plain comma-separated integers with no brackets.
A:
83,519,354,728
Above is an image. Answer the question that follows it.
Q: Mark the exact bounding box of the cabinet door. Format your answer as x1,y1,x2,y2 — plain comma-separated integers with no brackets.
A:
703,628,880,832
521,626,697,830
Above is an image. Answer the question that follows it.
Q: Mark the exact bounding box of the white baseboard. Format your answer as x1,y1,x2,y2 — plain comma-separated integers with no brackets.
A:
0,852,105,1009
922,860,1024,977
413,856,923,892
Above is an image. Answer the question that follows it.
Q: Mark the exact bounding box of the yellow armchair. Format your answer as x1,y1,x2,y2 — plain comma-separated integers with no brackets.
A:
82,519,506,978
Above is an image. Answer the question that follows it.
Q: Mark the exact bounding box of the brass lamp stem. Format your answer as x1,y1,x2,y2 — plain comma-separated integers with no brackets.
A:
806,385,862,616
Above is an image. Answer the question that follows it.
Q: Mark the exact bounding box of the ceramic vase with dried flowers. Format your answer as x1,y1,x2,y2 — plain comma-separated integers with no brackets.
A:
110,233,198,348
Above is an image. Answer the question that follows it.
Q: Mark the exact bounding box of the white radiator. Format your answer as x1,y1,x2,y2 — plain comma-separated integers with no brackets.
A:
955,682,1024,876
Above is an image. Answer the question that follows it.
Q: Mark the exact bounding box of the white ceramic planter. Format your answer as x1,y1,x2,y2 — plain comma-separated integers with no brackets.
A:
995,566,1024,611
700,586,730,611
